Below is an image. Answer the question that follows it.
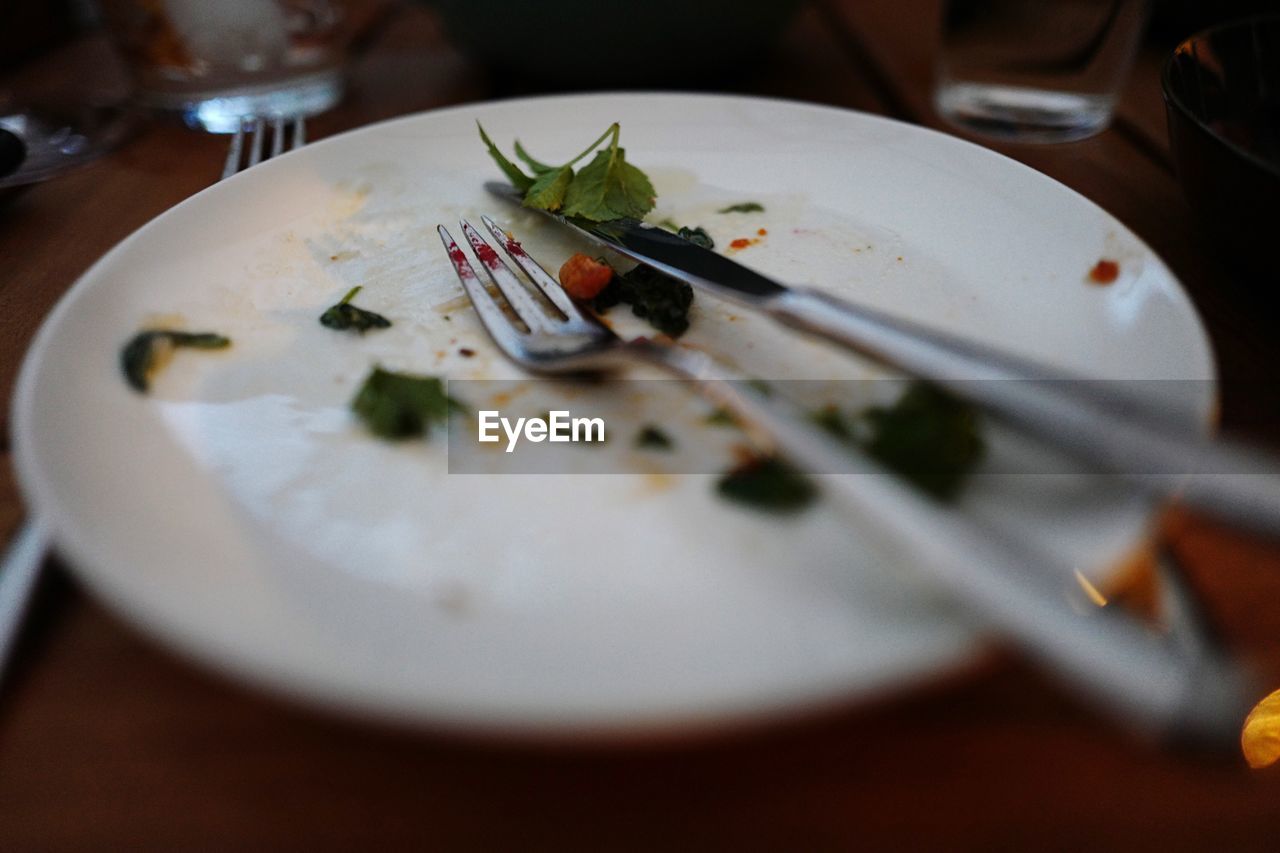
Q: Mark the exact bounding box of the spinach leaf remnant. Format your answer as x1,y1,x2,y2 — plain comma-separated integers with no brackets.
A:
635,425,674,450
716,455,817,514
705,407,738,427
121,330,231,393
861,381,985,501
319,285,391,334
479,122,655,223
591,264,694,338
351,367,462,440
677,225,714,250
717,202,765,214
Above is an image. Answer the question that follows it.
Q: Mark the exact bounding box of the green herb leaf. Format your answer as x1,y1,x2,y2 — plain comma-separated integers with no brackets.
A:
809,404,854,441
861,382,985,501
351,367,461,440
562,146,655,221
478,122,533,193
483,123,652,223
716,455,817,514
513,140,556,174
704,407,738,427
677,225,714,250
319,285,392,334
635,425,674,450
121,330,231,393
718,202,765,214
523,165,574,211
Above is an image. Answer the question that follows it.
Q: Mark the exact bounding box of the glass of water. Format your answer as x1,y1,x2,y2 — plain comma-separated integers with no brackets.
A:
99,0,347,132
934,0,1149,143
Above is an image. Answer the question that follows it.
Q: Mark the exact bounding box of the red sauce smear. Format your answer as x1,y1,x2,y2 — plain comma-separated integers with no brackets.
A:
1089,259,1120,285
446,242,475,278
473,241,500,268
729,238,752,250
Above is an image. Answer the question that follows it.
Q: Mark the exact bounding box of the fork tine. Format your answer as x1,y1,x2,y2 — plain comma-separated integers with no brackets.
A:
220,121,246,180
292,116,306,148
247,117,266,167
459,220,558,333
438,225,529,357
270,116,285,158
479,215,592,325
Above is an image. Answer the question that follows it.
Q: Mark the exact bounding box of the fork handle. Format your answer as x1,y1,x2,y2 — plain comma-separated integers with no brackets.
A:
766,288,1280,536
629,339,1250,743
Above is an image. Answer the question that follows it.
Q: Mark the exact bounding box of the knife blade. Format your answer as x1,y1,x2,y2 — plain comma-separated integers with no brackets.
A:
483,180,1280,536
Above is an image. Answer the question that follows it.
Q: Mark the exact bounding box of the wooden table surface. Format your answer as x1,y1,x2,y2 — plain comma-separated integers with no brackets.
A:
3,1,1280,848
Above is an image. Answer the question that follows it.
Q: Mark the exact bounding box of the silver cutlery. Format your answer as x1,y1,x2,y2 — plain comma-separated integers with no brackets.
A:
0,115,309,679
221,115,306,180
440,214,1251,742
486,181,1280,537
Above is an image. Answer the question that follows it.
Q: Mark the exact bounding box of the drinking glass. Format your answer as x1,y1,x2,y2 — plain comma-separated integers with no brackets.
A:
934,0,1149,143
99,0,347,132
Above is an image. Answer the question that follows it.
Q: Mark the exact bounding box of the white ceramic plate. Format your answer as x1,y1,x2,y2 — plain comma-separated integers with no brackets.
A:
13,94,1214,736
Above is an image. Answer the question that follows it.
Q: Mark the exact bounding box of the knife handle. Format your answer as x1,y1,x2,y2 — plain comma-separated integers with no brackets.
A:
766,287,1280,536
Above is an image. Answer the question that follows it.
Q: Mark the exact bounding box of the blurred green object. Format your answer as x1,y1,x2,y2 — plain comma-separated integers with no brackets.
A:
430,0,802,86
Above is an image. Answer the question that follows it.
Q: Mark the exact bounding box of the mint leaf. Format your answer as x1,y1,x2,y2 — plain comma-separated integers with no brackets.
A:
514,140,555,175
718,202,765,214
478,122,533,193
563,144,655,221
524,165,574,211
480,123,655,224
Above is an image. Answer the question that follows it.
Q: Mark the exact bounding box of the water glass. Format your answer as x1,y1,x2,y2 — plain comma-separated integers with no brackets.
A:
99,0,347,132
934,0,1149,143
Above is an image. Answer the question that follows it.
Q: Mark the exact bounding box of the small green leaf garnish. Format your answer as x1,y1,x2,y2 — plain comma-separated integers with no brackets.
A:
677,225,714,250
635,425,674,450
718,202,765,214
478,122,533,193
523,165,574,211
861,382,985,501
704,407,739,427
809,404,854,441
716,455,817,514
513,140,555,174
121,330,231,393
480,122,655,223
591,264,694,337
351,367,461,440
319,286,392,334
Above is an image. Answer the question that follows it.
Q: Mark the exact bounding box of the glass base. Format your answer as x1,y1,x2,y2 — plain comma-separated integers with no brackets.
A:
935,81,1115,144
140,69,344,133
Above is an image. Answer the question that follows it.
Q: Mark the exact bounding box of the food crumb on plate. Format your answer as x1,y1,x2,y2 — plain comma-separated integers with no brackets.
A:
1088,258,1120,285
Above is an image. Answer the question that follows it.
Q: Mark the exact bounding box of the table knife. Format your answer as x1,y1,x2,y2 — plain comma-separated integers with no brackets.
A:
486,180,1280,537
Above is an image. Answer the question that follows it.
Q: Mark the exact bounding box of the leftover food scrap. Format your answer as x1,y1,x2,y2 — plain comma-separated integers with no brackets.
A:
121,329,231,393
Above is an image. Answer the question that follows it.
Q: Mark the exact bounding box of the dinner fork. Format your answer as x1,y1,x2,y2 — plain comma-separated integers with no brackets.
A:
220,115,306,180
440,215,1251,742
0,115,310,680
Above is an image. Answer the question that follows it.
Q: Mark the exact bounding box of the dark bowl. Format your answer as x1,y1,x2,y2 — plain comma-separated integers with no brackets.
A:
1162,16,1280,278
430,0,801,87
